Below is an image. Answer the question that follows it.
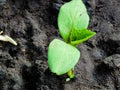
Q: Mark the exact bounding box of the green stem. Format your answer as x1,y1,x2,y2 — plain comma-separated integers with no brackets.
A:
66,69,75,81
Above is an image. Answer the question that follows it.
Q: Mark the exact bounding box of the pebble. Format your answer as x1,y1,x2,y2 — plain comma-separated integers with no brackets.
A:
109,32,120,46
103,54,120,68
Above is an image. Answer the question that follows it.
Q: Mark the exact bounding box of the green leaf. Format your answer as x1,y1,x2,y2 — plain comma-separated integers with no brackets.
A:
70,29,96,46
48,39,80,75
58,0,89,42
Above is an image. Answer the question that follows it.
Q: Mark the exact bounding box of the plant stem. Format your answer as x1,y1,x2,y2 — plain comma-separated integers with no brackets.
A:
66,69,75,81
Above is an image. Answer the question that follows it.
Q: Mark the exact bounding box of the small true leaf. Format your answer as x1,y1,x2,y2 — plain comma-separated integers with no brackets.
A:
48,39,80,75
70,29,96,46
58,0,89,42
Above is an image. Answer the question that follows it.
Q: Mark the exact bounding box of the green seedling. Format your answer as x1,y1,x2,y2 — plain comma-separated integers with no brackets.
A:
48,0,96,81
0,31,17,46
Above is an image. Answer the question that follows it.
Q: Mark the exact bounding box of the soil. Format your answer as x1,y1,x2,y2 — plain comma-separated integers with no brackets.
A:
0,0,120,90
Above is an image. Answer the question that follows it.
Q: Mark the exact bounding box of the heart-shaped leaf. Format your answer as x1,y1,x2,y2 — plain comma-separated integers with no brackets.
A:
58,0,89,42
48,39,80,75
70,29,96,46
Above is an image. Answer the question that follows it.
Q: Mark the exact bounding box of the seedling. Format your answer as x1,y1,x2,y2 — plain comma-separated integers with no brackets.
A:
48,0,96,81
0,31,17,46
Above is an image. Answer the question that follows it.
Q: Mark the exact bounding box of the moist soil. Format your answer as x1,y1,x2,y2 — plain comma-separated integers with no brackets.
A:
0,0,120,90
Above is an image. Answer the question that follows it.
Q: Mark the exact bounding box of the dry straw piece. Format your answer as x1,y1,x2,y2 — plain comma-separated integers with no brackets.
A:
0,31,17,46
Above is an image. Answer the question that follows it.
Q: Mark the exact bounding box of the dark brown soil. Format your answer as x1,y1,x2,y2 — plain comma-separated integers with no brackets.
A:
0,0,120,90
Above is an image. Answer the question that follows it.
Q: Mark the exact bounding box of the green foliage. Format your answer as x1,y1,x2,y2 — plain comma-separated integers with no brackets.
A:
70,29,96,46
47,0,96,80
58,0,89,42
48,39,80,75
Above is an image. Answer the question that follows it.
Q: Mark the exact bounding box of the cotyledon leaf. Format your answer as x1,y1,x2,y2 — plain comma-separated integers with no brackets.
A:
48,39,80,75
58,0,89,42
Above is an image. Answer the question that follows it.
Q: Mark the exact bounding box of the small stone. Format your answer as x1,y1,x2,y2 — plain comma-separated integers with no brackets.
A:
109,32,120,46
0,0,6,5
40,85,49,90
91,48,105,60
0,70,6,80
116,47,120,54
103,54,120,68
